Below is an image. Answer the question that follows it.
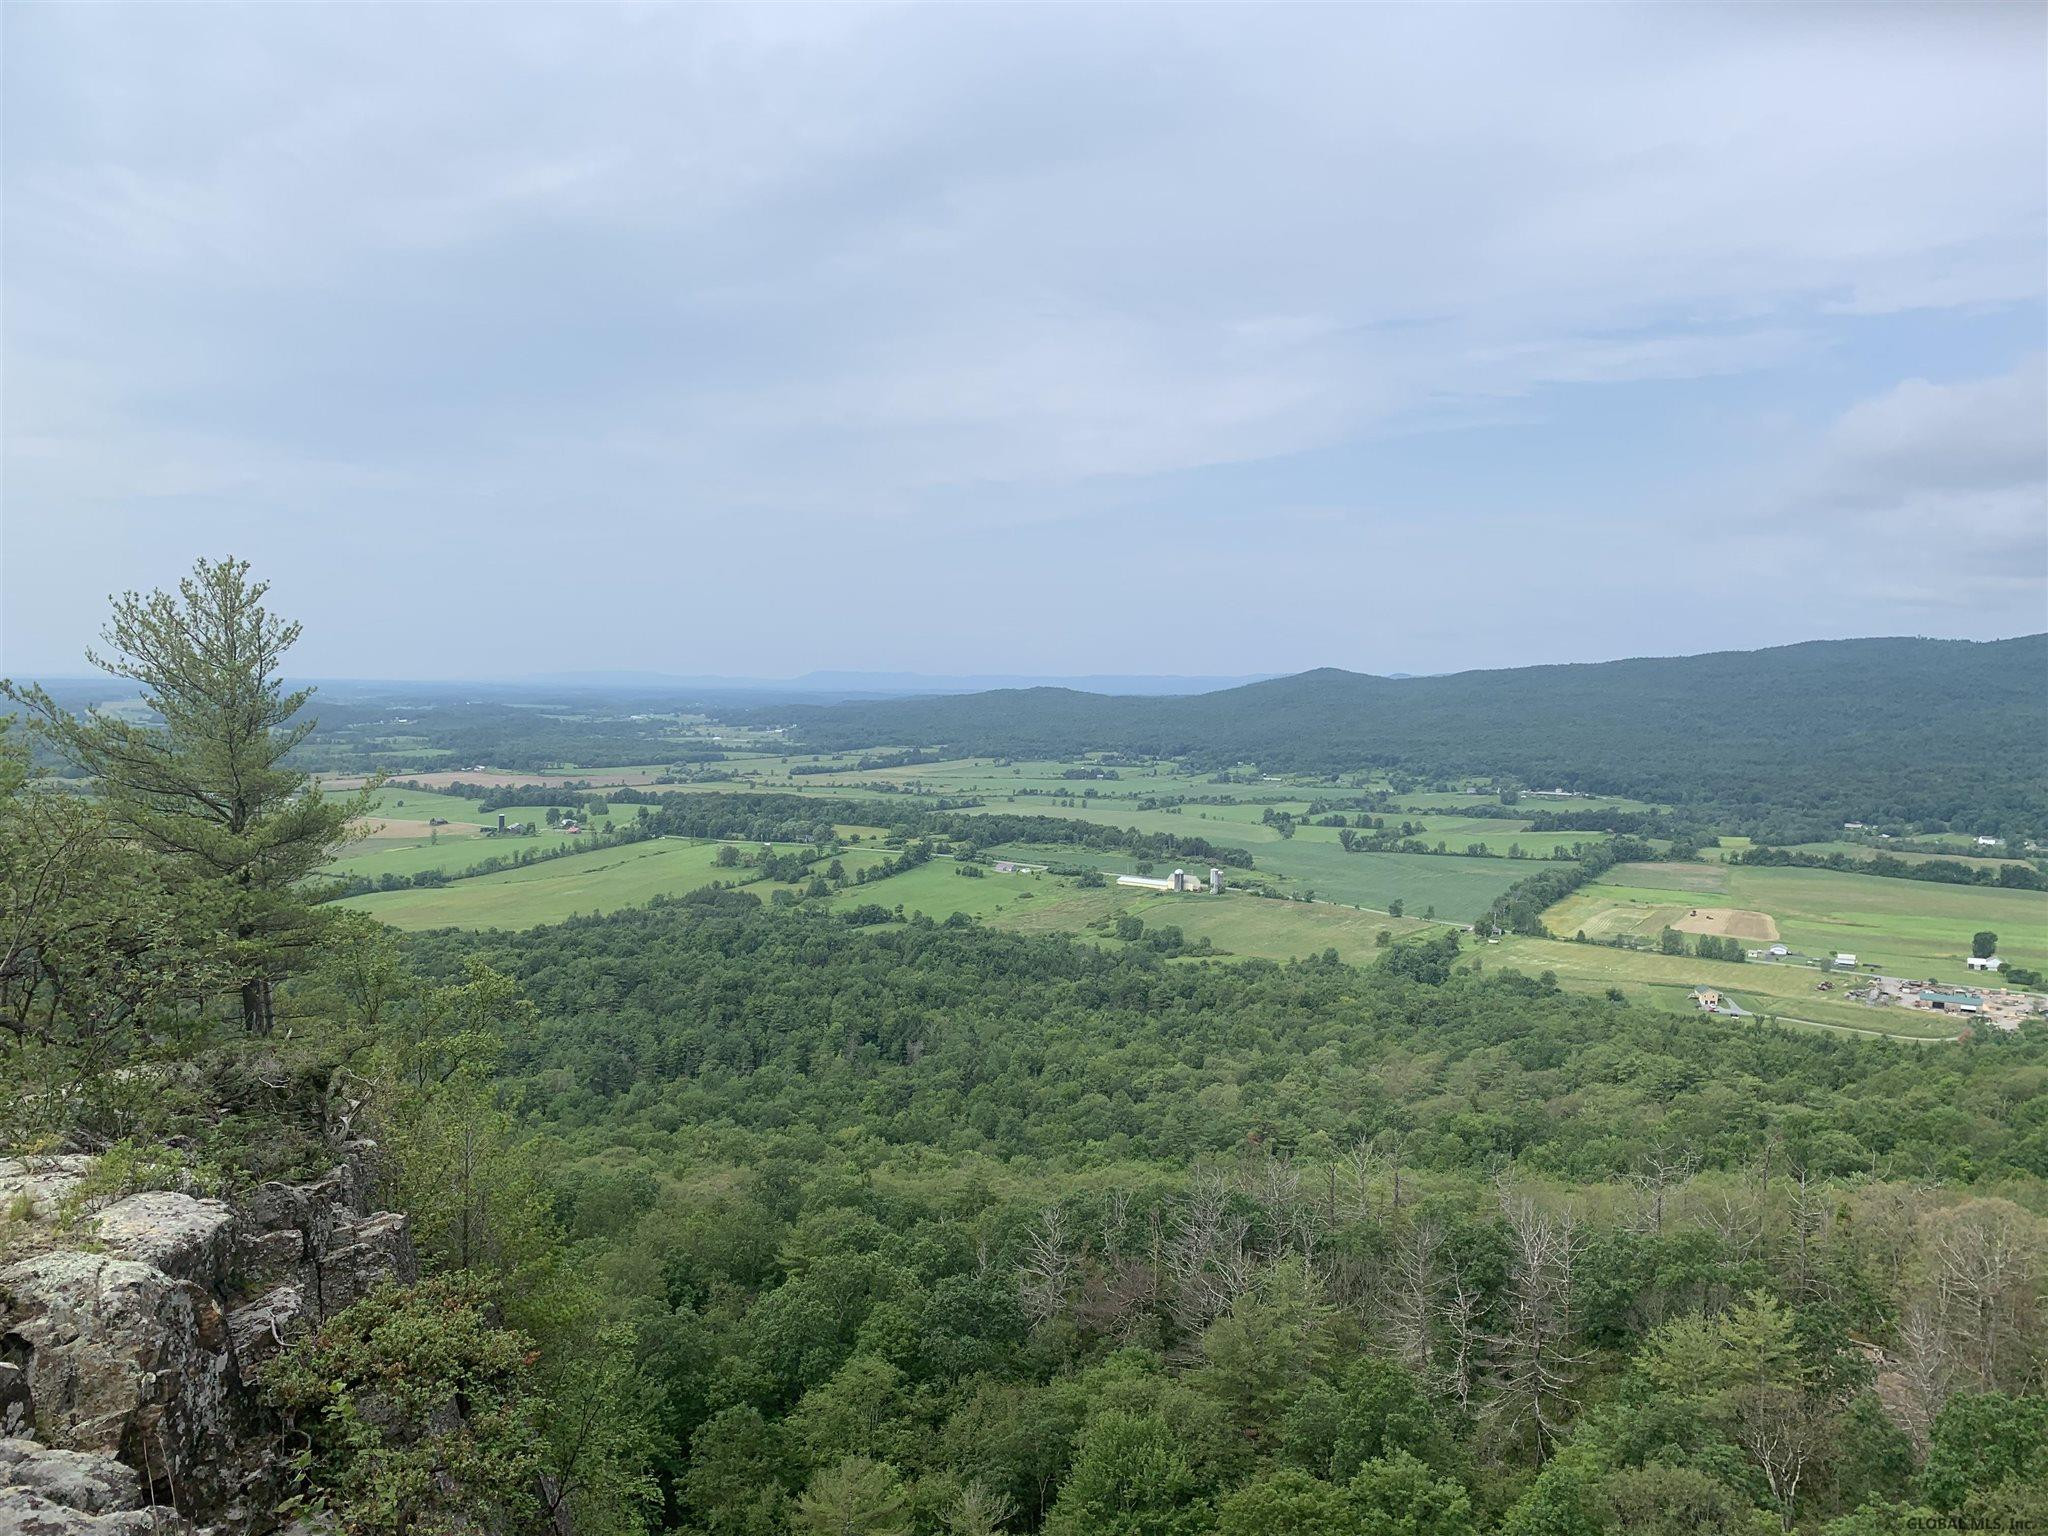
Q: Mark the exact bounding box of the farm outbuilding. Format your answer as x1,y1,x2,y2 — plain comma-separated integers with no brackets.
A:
1117,868,1220,895
1966,956,2002,972
1921,989,1982,1013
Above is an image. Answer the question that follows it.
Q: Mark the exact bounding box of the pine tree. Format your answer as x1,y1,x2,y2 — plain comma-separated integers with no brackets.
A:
5,556,370,1033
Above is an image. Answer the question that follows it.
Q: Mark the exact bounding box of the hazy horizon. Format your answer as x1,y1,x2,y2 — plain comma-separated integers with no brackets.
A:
16,631,2044,700
5,4,2044,678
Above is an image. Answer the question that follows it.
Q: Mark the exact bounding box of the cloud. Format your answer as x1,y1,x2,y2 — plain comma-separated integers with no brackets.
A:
1763,361,2048,594
1817,363,2047,509
3,3,2044,674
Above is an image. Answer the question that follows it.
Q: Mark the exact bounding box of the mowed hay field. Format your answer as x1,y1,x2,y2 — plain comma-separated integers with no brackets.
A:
827,860,1438,966
1102,893,1434,966
830,860,1062,924
320,766,673,792
969,832,1521,922
337,838,744,930
1247,842,1525,922
1546,862,2048,980
327,787,602,882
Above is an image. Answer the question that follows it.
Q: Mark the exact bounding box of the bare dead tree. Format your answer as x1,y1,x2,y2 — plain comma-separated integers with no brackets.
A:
1387,1216,1443,1378
1439,1252,1485,1417
1892,1299,1955,1447
1787,1166,1830,1300
1104,1188,1131,1261
1241,1151,1320,1258
1624,1147,1698,1237
1926,1203,2040,1393
1730,1384,1831,1532
1337,1138,1384,1223
1018,1203,1077,1326
1481,1185,1589,1460
1164,1173,1256,1339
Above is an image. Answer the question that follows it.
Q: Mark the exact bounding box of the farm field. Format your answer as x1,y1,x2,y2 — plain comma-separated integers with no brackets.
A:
1289,821,1604,860
1474,936,1967,1040
326,786,640,882
1395,790,1660,815
339,838,765,930
1103,892,1431,966
1780,841,2029,872
959,812,1545,922
955,799,1288,845
1545,862,2048,980
352,786,496,825
830,859,1072,924
831,858,1440,967
1248,841,1527,921
965,831,1524,922
978,842,1215,876
320,765,675,792
328,832,587,883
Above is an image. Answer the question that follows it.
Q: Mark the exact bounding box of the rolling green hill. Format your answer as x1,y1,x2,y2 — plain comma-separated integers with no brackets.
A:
746,635,2048,837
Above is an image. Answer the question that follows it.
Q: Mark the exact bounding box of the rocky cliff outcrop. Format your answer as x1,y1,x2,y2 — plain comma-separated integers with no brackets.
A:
0,1145,416,1535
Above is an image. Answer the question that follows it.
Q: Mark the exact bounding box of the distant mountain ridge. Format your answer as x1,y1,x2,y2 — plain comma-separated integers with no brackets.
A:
742,635,2048,836
530,669,1279,696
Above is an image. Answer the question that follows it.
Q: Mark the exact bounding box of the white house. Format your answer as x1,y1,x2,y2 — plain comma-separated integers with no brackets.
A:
1975,836,2003,847
1966,956,2003,972
1834,953,1858,968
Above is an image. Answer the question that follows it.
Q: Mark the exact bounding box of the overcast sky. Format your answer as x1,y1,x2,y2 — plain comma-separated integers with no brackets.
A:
4,3,2043,680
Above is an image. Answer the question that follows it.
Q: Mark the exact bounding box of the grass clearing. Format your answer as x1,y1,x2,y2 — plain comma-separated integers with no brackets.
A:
838,858,1441,967
1473,935,1964,1040
339,838,749,930
1545,862,2048,983
1247,841,1526,922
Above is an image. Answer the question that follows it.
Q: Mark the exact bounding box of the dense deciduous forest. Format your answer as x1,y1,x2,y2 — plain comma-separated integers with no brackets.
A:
5,563,2044,1536
746,637,2048,839
386,894,2047,1534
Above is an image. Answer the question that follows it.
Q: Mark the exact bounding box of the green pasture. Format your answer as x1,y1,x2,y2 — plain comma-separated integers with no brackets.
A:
327,785,653,883
339,838,751,931
977,842,1194,876
328,831,586,883
353,786,493,824
1393,791,1660,815
957,799,1290,845
1783,841,2026,872
1287,821,1602,860
1545,862,2048,980
979,833,1522,922
1117,893,1432,966
1473,936,1965,1041
830,859,1076,923
1247,842,1526,922
830,857,1440,968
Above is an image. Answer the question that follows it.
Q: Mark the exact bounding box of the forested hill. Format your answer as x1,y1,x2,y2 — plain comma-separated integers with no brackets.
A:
748,635,2048,835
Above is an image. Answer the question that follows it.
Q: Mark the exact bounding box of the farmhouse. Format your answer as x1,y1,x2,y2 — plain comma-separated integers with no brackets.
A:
1966,955,2002,972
